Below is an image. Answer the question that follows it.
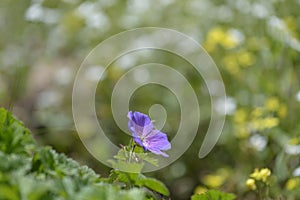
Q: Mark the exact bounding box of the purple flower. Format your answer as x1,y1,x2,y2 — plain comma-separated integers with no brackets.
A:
127,111,171,157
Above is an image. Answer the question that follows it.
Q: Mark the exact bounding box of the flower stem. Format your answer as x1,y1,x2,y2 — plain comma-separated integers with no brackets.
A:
129,139,136,163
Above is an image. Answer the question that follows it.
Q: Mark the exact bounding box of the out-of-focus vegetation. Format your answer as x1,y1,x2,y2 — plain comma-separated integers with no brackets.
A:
1,0,300,199
0,108,170,200
1,107,236,200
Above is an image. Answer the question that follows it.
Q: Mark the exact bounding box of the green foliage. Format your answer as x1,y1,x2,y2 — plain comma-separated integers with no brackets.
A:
0,108,149,200
108,170,169,197
191,190,235,200
0,108,34,155
108,144,159,173
3,1,300,198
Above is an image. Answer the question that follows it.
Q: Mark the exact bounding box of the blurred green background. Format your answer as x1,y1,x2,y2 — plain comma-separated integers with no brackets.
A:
1,0,300,199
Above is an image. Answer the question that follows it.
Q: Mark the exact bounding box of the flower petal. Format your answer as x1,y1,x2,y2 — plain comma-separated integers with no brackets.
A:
128,111,153,138
128,111,151,127
127,111,171,157
144,130,171,157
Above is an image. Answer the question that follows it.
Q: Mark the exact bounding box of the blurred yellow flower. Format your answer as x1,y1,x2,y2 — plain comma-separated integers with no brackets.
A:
262,117,279,129
251,107,264,119
250,117,279,131
194,186,208,194
237,51,255,67
202,174,225,188
223,55,240,75
222,50,255,74
235,125,250,139
61,11,85,33
284,16,298,38
246,178,257,190
234,106,279,136
208,27,225,43
204,27,224,53
204,27,239,53
250,168,260,179
250,168,271,182
250,119,261,131
265,97,280,112
285,178,298,190
203,41,216,53
234,109,247,124
202,168,230,188
288,138,299,145
223,33,238,49
260,168,271,182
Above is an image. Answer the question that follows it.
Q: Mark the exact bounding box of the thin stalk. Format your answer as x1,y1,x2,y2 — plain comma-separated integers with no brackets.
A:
128,139,136,163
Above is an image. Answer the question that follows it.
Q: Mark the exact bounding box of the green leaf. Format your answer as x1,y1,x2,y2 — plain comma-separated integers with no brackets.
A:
191,190,236,200
108,159,144,173
133,146,144,153
111,145,158,170
0,152,28,172
108,170,169,197
0,108,35,155
113,148,129,161
0,108,153,200
133,146,158,166
136,175,169,196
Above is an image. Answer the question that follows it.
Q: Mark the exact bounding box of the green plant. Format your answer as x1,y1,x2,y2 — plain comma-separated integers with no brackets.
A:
0,108,159,200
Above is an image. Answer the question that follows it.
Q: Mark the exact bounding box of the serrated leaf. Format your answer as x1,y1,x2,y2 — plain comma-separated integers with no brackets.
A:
113,148,129,161
0,108,152,200
133,146,144,153
0,108,35,155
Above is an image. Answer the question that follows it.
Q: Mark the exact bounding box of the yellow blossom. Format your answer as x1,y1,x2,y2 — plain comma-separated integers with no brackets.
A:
250,168,260,180
204,27,239,52
235,125,250,139
237,51,255,67
204,28,224,52
260,168,271,182
246,178,257,190
202,174,225,188
284,16,298,38
262,117,279,129
251,107,264,119
203,41,216,53
222,33,238,49
207,27,225,43
234,109,247,124
194,186,208,194
250,119,263,131
250,168,271,182
288,138,299,145
202,168,231,188
223,55,240,74
285,178,298,190
251,117,279,131
265,97,280,112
